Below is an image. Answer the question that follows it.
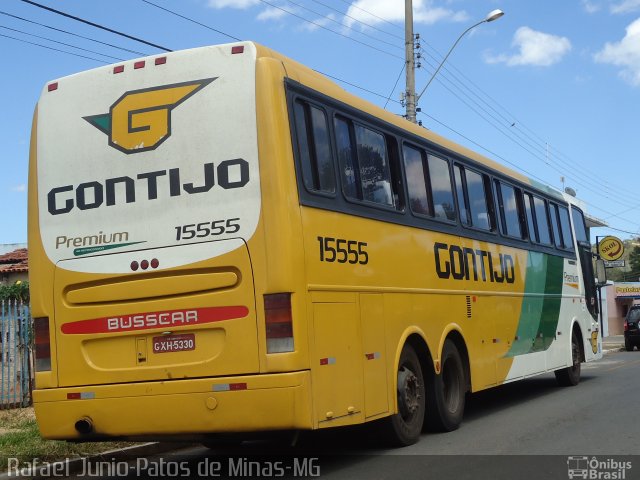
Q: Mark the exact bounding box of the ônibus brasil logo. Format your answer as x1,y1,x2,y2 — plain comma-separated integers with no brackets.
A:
83,78,216,154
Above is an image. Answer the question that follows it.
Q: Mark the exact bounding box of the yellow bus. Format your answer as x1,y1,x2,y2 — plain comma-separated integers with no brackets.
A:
28,41,602,447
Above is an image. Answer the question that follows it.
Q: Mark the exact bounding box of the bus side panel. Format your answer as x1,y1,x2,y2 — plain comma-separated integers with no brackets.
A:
310,294,365,427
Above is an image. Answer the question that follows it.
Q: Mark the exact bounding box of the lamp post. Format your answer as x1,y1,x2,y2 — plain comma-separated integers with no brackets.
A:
407,8,504,122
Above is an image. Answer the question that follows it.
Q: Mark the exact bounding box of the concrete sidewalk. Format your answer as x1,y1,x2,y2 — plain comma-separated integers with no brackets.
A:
602,335,624,353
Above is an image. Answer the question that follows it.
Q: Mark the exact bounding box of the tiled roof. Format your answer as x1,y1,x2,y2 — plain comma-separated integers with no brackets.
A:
0,248,28,274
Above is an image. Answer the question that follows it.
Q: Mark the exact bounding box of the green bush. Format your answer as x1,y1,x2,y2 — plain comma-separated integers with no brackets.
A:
0,281,30,303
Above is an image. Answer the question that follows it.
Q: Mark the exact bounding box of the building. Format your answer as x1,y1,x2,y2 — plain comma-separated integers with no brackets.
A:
0,247,28,286
605,282,640,335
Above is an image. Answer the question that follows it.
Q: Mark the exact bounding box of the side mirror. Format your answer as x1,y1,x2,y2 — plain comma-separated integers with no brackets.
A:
595,258,607,287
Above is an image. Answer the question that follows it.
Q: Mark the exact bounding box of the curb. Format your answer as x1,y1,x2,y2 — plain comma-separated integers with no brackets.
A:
1,442,186,479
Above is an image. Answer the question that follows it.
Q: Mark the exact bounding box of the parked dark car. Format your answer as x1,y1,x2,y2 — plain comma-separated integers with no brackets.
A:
624,306,640,351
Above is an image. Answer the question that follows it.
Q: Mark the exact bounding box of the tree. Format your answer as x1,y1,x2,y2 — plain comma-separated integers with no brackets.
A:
0,280,30,303
628,245,640,281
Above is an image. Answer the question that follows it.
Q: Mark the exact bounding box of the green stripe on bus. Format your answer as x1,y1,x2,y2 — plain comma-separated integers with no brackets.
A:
73,241,145,256
506,252,563,357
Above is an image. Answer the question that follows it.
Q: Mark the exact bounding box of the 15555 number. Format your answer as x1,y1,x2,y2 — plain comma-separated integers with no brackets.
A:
317,236,368,264
175,218,240,241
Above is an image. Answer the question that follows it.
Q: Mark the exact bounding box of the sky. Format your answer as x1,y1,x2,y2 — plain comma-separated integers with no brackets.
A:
2,0,640,245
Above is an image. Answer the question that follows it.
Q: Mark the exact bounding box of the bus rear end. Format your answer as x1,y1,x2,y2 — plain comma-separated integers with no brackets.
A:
28,42,311,440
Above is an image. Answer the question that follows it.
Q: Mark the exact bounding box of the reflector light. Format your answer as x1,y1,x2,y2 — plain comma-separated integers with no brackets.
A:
231,46,244,54
134,61,145,69
130,261,139,271
155,57,167,65
150,258,159,269
34,317,51,372
140,260,149,270
113,65,124,74
264,293,294,353
212,383,248,392
47,82,58,92
66,392,95,400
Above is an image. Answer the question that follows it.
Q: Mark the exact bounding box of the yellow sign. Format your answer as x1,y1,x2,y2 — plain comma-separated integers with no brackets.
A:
598,236,624,261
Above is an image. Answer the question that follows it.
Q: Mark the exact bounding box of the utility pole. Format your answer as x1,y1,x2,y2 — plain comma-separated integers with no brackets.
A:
405,0,417,123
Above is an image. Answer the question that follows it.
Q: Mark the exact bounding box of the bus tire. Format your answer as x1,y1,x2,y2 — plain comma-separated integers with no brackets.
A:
555,329,581,387
382,344,425,447
425,339,466,432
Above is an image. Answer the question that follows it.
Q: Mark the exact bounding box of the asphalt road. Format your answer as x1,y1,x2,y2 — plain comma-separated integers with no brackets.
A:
45,351,640,479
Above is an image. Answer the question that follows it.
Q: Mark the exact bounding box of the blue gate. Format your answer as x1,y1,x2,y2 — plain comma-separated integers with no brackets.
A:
0,300,32,408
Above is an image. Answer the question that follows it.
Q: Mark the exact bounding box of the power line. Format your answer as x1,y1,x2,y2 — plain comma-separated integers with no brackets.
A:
283,0,402,51
0,24,125,61
140,0,241,42
255,0,403,60
0,10,147,56
20,0,172,52
0,32,107,63
308,0,403,42
335,0,403,32
384,63,404,109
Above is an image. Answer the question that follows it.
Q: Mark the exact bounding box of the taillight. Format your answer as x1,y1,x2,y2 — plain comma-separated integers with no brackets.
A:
624,320,629,332
264,293,294,353
33,317,51,371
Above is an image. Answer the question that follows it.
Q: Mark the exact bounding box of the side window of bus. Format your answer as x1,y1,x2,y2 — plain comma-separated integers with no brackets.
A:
571,206,589,244
402,146,455,221
403,145,429,215
549,203,562,248
495,180,523,239
523,193,537,242
293,100,335,194
454,165,493,231
334,115,400,209
466,169,493,231
532,196,552,245
428,154,456,221
334,116,359,199
354,124,394,207
558,205,575,250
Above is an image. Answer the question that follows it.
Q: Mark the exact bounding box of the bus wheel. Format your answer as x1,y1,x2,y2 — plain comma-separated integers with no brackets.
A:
425,339,466,432
555,330,581,386
383,344,425,447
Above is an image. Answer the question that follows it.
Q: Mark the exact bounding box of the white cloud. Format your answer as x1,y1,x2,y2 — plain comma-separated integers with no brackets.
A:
344,0,468,29
256,6,288,21
582,0,602,13
595,18,640,85
485,27,572,67
207,0,259,8
11,184,26,193
611,0,640,14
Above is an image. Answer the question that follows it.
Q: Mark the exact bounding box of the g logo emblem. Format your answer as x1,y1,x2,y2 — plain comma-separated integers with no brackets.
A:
84,78,216,154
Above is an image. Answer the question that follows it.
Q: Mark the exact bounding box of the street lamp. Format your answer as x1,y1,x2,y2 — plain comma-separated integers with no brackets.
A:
415,9,504,104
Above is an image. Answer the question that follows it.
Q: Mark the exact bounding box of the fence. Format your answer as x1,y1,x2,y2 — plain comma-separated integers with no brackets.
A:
0,300,32,409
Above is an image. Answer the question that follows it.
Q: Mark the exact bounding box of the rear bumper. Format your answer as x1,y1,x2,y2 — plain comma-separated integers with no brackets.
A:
624,331,640,344
33,371,312,440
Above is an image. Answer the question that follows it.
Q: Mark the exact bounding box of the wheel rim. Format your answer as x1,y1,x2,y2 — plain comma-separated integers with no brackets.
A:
397,365,421,422
442,358,461,414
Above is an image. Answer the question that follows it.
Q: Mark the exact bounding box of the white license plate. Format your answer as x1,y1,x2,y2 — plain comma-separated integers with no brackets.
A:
152,334,195,353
